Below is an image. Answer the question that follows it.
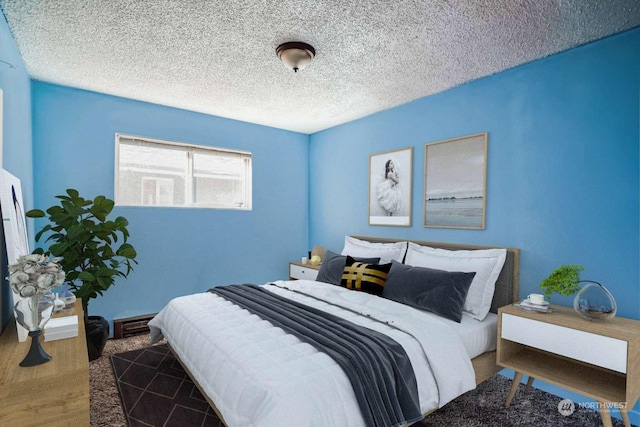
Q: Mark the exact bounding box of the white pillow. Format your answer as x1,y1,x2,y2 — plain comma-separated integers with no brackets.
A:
404,242,507,321
341,236,407,264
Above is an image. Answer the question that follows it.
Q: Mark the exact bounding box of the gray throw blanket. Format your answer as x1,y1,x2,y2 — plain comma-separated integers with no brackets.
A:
209,284,422,427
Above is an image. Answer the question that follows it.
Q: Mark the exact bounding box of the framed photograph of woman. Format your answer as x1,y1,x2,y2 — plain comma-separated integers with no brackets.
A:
424,133,487,229
369,147,413,226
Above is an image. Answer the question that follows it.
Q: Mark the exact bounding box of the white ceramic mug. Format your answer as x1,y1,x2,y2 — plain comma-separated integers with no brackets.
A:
301,256,308,264
527,293,545,305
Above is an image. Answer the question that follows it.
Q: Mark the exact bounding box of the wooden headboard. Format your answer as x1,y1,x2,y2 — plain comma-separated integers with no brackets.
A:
351,236,520,313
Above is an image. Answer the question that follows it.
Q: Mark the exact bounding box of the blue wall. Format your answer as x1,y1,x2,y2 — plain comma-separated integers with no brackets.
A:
309,28,640,423
310,28,639,319
31,82,310,323
0,12,33,330
4,6,640,421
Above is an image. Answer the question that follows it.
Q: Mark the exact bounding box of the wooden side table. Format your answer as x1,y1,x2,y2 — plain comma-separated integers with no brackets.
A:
289,261,320,280
0,303,90,426
497,304,640,427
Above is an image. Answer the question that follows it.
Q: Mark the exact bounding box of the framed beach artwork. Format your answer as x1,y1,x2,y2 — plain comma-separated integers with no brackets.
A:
424,133,487,229
369,147,413,226
0,169,31,341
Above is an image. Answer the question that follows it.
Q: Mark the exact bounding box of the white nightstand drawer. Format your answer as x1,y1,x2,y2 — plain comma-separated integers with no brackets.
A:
501,313,627,373
289,264,319,280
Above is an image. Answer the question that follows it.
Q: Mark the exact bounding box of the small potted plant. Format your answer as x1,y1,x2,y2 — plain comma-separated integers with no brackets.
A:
26,189,137,360
540,264,617,320
539,264,584,302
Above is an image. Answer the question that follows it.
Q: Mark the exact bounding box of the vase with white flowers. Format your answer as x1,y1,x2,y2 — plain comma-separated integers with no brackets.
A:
8,254,66,366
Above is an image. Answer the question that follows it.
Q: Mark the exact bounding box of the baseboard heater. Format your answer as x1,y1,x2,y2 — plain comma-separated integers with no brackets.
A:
113,313,157,339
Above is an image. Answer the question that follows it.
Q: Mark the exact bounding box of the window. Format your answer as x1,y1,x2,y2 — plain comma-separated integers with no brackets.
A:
115,134,252,209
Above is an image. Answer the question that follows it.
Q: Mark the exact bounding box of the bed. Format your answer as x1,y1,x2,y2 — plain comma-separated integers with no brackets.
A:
149,236,519,427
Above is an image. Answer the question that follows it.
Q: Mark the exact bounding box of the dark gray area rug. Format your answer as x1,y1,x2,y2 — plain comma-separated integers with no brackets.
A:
417,375,632,427
111,344,223,427
111,344,632,427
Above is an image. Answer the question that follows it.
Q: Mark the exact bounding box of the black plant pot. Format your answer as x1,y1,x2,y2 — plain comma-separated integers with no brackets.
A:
86,315,109,361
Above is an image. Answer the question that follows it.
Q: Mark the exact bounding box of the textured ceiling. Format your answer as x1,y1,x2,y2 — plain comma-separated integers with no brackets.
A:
1,1,638,134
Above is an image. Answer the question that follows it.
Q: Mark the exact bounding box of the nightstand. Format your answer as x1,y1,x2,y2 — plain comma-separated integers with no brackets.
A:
497,304,640,427
289,261,320,280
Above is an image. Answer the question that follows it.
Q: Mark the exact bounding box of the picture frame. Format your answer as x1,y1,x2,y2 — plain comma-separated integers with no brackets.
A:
424,133,487,229
369,147,413,226
0,169,31,341
0,89,3,333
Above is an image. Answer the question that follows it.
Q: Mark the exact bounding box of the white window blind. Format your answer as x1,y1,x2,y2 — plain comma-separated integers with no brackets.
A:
115,134,252,209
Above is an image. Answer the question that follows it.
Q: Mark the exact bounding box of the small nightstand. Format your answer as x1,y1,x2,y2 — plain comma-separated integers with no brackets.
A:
497,304,640,427
289,261,320,280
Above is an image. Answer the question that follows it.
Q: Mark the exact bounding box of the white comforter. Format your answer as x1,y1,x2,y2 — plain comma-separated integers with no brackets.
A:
148,280,476,427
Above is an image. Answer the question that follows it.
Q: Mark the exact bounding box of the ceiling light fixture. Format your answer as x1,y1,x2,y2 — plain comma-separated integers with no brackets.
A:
276,42,316,73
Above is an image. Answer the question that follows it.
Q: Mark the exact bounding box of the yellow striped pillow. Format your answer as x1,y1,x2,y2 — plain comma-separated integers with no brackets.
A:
341,256,392,295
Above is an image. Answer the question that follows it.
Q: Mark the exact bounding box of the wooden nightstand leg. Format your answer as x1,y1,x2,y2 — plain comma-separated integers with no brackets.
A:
505,372,523,407
598,403,613,427
524,376,534,393
620,408,631,427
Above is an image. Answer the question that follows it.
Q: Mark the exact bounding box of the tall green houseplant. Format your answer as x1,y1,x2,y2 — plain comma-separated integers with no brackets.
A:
26,189,138,313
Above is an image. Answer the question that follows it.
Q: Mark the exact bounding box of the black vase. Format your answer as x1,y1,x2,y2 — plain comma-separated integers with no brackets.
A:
86,315,109,361
20,330,52,367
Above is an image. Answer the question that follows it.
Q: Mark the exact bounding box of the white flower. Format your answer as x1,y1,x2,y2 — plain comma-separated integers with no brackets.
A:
8,255,66,297
23,254,46,263
9,271,30,285
57,272,65,285
23,263,38,274
37,273,57,290
9,254,46,273
44,264,58,273
19,284,37,298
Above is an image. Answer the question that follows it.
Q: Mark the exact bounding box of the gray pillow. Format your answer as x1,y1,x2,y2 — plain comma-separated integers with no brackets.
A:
316,250,380,286
382,260,476,322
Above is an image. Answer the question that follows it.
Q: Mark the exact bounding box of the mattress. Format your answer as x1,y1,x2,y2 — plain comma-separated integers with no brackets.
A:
149,280,477,427
455,312,498,359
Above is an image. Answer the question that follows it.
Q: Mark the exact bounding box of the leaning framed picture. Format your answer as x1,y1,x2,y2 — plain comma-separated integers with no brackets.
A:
369,147,413,226
424,133,487,229
0,169,31,341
